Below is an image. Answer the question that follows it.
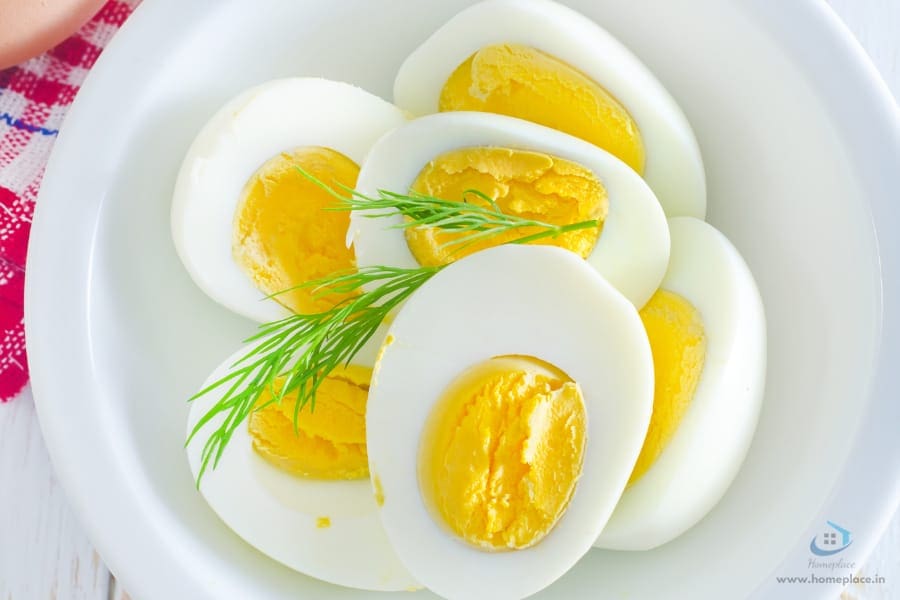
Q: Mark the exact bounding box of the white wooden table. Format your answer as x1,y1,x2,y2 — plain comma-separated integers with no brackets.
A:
1,1,898,598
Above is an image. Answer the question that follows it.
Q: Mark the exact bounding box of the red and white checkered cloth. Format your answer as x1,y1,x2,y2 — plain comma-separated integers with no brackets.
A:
0,0,139,401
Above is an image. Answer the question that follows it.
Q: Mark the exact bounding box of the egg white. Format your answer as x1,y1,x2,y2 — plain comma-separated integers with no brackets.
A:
172,78,407,323
393,0,706,218
595,217,766,550
350,112,670,309
366,245,654,600
185,327,418,591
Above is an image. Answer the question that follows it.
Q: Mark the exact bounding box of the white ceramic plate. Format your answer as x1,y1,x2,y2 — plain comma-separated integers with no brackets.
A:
25,1,900,599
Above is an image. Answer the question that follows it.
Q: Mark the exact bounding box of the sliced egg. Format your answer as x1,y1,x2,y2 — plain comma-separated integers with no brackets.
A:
394,0,705,218
366,245,654,600
185,327,418,591
172,78,407,322
350,112,670,309
595,217,766,550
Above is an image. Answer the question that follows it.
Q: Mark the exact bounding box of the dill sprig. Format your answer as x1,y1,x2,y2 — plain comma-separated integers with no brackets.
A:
187,265,438,482
187,169,601,483
302,167,601,251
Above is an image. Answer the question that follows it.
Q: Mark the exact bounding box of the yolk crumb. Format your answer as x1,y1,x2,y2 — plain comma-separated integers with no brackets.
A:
316,516,331,529
248,364,372,480
630,290,706,485
233,147,359,314
373,475,385,507
440,43,644,173
418,355,587,551
407,147,606,266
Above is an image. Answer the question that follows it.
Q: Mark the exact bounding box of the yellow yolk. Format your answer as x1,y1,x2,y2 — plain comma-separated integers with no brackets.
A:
440,44,644,173
418,355,587,551
233,147,359,314
630,290,706,485
407,147,606,266
248,365,371,480
373,475,385,507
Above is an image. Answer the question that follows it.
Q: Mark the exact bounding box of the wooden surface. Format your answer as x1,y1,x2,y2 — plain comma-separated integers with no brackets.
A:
1,1,898,598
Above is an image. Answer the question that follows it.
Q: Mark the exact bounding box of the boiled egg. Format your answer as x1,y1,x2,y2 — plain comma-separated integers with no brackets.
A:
185,327,418,591
366,245,654,600
349,112,670,309
172,78,407,322
595,217,766,550
394,0,705,218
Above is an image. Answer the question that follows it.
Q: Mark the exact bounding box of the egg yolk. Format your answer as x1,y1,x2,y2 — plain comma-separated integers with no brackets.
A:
233,147,359,314
440,43,645,173
630,290,706,485
418,355,587,551
248,365,371,480
407,147,607,266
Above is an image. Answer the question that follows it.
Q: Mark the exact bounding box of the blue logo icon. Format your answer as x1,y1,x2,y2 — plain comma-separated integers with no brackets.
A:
810,521,852,556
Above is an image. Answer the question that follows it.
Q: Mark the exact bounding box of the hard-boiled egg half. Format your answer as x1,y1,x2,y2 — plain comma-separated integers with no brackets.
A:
394,0,705,218
172,78,407,322
186,326,418,591
350,112,670,309
366,245,654,600
595,217,766,550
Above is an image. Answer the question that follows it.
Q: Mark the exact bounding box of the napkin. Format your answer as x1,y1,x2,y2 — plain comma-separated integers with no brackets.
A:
0,0,140,401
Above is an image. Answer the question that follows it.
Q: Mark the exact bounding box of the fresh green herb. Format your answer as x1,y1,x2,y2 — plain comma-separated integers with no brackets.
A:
301,167,601,251
186,264,437,483
188,169,600,483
